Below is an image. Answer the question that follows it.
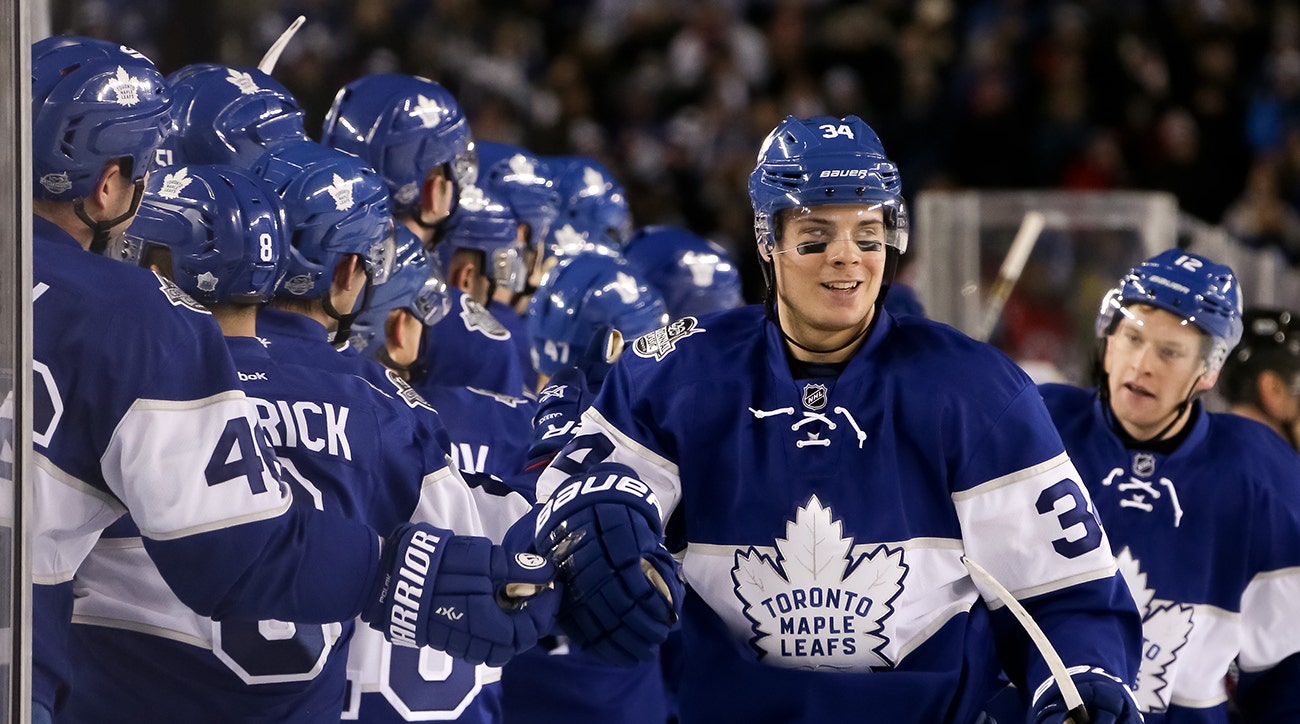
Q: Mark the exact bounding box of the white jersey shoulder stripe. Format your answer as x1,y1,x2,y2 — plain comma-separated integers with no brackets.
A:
952,451,1072,502
583,406,679,477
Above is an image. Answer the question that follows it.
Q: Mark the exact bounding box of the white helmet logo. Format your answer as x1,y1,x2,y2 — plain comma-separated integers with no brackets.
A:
110,67,141,107
581,166,607,197
327,174,355,211
611,271,640,304
412,94,445,129
196,271,219,293
40,172,72,195
157,168,193,199
225,69,261,95
458,185,488,212
507,154,538,182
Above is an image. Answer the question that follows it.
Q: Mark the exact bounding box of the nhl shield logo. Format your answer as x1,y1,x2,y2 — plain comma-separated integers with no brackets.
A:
1132,452,1156,477
802,383,828,411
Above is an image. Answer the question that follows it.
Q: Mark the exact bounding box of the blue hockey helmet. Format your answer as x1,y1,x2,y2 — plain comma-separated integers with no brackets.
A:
528,248,669,386
160,64,308,168
320,74,476,215
1096,249,1244,374
477,140,560,249
348,226,448,353
748,115,908,258
32,36,171,201
437,184,527,294
624,225,744,318
550,155,633,248
252,140,396,301
116,164,288,305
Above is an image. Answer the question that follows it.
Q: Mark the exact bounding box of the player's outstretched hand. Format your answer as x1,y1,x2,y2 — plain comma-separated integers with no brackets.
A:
364,523,559,667
1034,667,1142,724
533,462,682,666
526,366,592,467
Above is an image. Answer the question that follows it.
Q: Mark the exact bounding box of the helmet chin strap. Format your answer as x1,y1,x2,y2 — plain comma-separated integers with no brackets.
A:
325,269,377,347
75,179,145,255
1099,362,1203,445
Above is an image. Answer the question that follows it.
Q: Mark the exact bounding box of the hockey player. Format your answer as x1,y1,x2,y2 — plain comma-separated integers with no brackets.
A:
321,73,475,251
501,249,672,724
412,183,531,397
29,37,551,722
66,163,508,722
623,224,745,319
477,140,562,392
530,115,1144,723
1219,307,1300,451
1040,251,1300,722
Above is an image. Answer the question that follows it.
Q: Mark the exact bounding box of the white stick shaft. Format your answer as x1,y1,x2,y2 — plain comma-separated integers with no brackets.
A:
257,15,306,74
962,556,1087,718
974,210,1046,342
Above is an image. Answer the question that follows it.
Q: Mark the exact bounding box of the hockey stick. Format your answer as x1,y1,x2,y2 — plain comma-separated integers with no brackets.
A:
257,15,306,74
962,555,1090,724
973,210,1046,343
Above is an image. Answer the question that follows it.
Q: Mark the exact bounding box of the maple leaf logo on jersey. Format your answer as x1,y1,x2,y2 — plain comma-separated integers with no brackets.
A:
1116,547,1193,713
633,317,703,361
108,67,142,106
326,174,356,211
225,68,261,94
411,94,445,128
157,168,193,199
732,496,907,671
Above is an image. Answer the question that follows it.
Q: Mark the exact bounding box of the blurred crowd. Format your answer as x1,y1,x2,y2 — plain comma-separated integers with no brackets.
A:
50,0,1300,297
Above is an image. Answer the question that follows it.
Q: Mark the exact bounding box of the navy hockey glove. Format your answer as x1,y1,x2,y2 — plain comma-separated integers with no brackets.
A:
533,463,683,666
1033,667,1142,724
364,523,560,667
526,366,592,468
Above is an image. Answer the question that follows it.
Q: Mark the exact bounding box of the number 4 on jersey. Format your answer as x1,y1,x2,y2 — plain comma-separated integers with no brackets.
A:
205,418,274,494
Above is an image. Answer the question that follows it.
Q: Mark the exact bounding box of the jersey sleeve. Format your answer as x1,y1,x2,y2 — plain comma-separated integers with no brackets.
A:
534,357,683,525
951,383,1141,696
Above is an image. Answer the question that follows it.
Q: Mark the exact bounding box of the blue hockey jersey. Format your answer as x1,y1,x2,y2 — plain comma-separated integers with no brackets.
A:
63,334,457,723
537,306,1142,723
413,288,527,398
488,298,539,394
253,306,534,723
30,217,379,713
1040,384,1300,723
423,385,534,481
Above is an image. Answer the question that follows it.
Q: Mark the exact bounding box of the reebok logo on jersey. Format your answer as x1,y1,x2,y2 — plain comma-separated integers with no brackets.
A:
238,371,268,382
732,495,906,670
388,529,442,648
633,317,703,361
